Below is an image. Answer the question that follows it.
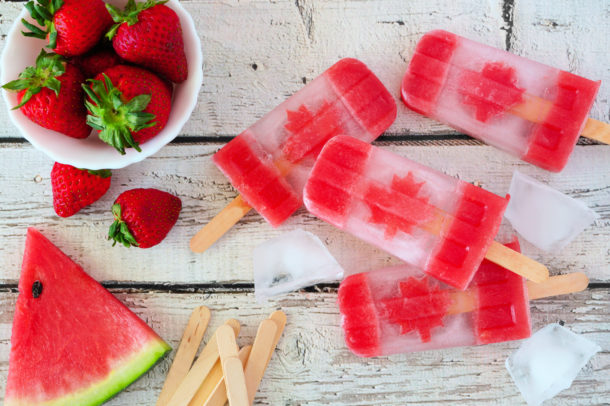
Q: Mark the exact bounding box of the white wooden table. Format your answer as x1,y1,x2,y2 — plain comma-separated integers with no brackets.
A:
0,1,609,404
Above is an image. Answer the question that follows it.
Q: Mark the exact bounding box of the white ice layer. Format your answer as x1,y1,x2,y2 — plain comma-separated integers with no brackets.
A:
505,323,600,406
253,229,344,302
505,171,599,251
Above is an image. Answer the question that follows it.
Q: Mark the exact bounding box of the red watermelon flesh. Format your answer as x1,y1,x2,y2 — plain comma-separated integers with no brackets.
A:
5,228,171,406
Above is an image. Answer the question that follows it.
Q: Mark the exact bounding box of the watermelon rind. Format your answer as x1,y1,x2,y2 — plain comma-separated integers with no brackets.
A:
5,338,170,406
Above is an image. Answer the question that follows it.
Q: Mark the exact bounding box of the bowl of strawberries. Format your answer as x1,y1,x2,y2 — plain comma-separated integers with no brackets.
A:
0,0,202,169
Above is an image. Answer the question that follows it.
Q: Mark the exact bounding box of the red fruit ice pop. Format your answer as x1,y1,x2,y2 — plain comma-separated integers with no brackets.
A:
304,135,549,289
338,240,588,357
191,58,397,253
401,30,609,172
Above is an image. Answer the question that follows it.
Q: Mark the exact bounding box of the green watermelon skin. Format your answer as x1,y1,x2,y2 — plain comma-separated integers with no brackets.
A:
5,228,171,406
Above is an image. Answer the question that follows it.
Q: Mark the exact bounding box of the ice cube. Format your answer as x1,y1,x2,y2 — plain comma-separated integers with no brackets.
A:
505,171,599,252
505,323,601,406
253,229,344,302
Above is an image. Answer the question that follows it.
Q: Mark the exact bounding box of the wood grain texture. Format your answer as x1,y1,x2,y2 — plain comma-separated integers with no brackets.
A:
0,290,607,405
0,142,607,284
0,1,608,404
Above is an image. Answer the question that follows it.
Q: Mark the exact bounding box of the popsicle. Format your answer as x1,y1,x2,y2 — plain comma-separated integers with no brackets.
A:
303,135,548,290
401,30,608,172
190,58,396,253
338,240,589,357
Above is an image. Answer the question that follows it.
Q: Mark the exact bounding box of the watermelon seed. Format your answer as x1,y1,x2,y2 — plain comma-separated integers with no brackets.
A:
32,281,43,298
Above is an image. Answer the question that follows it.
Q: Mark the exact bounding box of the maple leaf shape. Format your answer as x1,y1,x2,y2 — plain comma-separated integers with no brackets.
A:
281,101,343,163
391,172,428,201
460,62,525,122
381,277,451,343
365,172,432,239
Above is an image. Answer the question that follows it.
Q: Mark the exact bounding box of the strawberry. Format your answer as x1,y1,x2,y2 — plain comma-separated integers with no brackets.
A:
106,0,188,83
83,64,172,154
51,163,112,217
109,188,181,248
2,50,91,139
21,0,113,57
70,47,124,78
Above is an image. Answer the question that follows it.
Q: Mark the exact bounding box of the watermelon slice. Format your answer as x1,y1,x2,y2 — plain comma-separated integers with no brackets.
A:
5,228,171,406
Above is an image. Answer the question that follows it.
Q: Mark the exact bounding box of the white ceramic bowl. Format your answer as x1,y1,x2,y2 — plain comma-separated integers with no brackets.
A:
0,0,202,169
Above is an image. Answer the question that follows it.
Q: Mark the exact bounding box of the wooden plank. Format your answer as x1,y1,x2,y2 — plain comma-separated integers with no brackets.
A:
0,0,510,138
0,142,608,284
0,289,607,405
511,0,610,124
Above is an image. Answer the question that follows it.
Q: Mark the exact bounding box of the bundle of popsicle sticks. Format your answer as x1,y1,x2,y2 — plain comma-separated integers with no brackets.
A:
156,307,286,406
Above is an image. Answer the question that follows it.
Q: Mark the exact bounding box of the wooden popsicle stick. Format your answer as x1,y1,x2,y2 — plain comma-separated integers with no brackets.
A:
526,272,589,300
485,241,549,283
188,360,223,406
447,273,589,314
509,94,610,145
509,94,553,123
157,306,211,406
190,346,252,406
267,310,287,362
217,325,249,406
581,118,610,144
202,311,286,406
447,290,476,315
167,320,241,406
244,320,278,404
190,195,252,253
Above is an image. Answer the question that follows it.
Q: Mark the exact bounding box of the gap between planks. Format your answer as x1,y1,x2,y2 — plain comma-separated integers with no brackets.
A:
0,134,606,146
0,283,609,295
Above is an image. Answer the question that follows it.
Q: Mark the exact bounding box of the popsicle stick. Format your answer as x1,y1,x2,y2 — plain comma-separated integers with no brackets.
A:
509,95,610,145
448,273,589,314
191,346,252,406
217,325,249,406
581,118,610,144
190,195,252,253
244,320,278,404
485,241,549,283
200,310,286,406
157,306,211,406
167,320,241,406
447,290,476,315
267,310,287,361
509,94,553,123
527,272,589,300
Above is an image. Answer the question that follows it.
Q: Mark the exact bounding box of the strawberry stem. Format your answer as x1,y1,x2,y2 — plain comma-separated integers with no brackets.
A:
109,203,139,247
83,74,156,155
105,0,168,40
2,49,65,109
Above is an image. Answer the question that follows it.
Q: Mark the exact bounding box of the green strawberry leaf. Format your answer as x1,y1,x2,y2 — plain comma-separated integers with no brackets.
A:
47,23,58,49
75,168,113,178
21,19,46,39
108,203,139,247
1,49,66,109
24,2,45,26
21,0,64,47
83,74,156,155
2,78,31,91
105,0,169,39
